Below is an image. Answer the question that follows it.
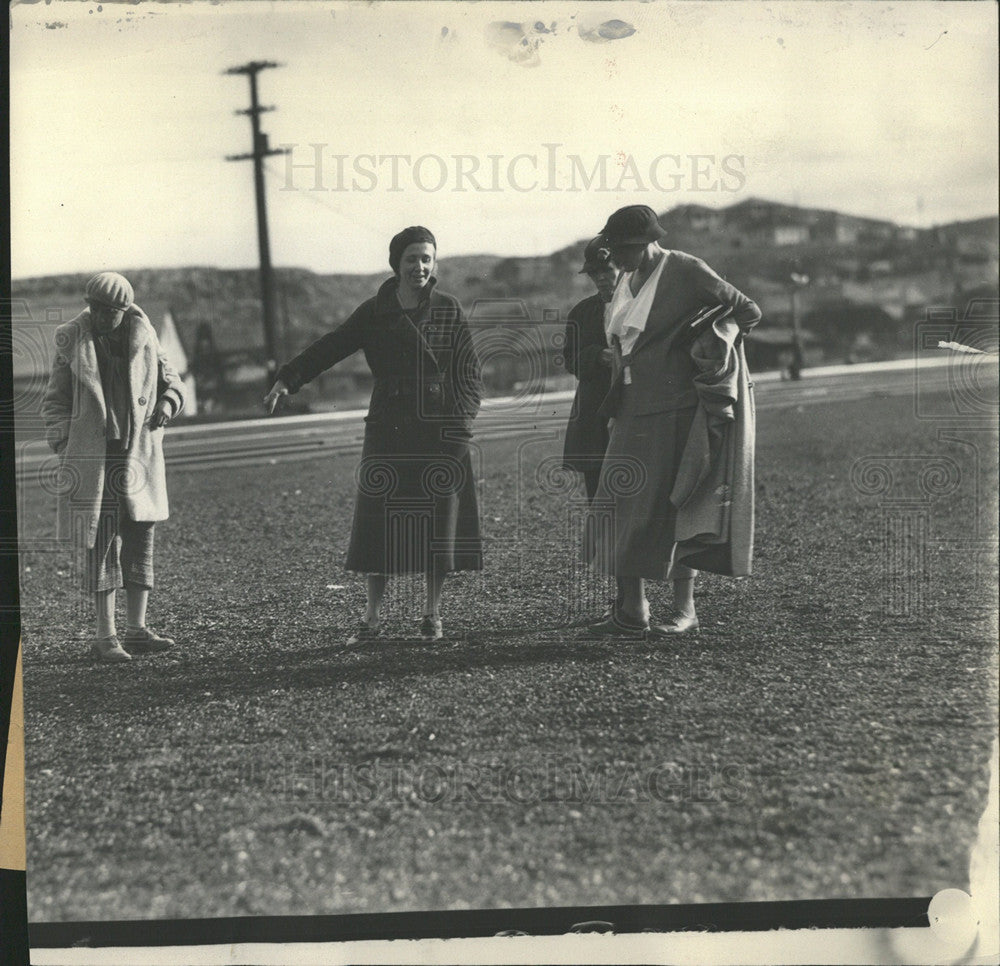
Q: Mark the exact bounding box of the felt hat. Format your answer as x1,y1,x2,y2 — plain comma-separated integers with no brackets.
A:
578,235,614,274
599,205,666,245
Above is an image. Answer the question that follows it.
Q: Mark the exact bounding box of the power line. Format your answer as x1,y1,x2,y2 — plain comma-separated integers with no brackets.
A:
261,158,389,244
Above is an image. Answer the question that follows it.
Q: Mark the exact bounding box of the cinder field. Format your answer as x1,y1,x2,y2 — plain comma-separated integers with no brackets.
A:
17,391,997,921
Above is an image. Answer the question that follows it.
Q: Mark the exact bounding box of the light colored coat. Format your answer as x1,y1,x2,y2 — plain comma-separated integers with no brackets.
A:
670,317,755,576
41,306,185,549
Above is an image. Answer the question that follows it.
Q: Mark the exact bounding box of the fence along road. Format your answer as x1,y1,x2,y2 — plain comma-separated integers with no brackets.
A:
14,356,996,477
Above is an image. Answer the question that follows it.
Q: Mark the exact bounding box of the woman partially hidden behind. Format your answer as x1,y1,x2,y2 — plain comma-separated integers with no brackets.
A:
265,227,483,643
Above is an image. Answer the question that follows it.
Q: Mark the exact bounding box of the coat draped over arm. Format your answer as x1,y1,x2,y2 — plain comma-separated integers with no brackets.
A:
670,315,755,576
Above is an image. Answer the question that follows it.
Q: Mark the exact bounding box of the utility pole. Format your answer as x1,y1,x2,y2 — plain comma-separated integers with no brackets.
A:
789,271,809,380
224,60,288,386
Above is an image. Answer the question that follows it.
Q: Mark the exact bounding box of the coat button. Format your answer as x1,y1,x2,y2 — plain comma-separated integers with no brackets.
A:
138,396,147,405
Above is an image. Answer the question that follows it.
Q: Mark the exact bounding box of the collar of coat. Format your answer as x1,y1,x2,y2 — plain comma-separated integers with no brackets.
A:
373,275,456,318
372,276,455,371
69,306,156,388
62,305,157,421
76,304,155,355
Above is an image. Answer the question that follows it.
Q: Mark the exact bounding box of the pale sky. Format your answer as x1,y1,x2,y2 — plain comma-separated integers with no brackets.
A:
10,0,999,279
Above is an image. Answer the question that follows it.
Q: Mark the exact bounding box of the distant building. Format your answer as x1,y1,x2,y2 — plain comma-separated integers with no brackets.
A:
722,198,900,247
774,225,811,246
157,310,197,416
663,203,725,233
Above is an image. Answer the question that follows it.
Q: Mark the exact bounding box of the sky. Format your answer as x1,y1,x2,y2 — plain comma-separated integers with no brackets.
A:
10,0,999,279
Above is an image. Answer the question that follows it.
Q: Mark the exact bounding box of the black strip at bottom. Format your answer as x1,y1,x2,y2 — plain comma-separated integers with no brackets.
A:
28,897,931,949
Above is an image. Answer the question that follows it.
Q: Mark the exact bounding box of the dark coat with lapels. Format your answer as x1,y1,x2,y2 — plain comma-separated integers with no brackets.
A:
561,293,612,473
277,277,484,574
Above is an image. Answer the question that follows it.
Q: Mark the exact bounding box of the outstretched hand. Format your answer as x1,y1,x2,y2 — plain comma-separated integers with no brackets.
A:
263,380,289,415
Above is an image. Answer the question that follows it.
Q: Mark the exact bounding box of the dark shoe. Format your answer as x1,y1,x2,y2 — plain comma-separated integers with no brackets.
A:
599,596,625,621
345,622,380,646
121,626,175,655
90,636,132,663
419,616,443,642
647,611,700,636
566,598,620,628
586,608,648,638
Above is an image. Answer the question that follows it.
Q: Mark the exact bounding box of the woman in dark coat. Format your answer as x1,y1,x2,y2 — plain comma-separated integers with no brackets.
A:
562,235,619,501
264,227,483,643
562,236,624,624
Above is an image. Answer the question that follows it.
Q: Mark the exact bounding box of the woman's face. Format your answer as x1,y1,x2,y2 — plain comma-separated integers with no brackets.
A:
398,242,436,292
88,301,126,334
588,264,621,302
608,242,647,272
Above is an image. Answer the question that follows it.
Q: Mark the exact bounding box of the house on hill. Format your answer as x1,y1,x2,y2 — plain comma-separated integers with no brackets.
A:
158,310,197,416
723,198,903,247
660,204,725,233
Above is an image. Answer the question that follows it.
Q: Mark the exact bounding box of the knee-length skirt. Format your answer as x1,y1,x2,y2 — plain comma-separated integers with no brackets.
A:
584,405,696,581
345,414,482,574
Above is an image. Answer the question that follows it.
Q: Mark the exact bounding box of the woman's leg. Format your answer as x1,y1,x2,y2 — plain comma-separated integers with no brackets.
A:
365,574,387,627
120,518,155,631
125,584,149,630
90,500,120,640
95,589,116,638
648,563,699,636
424,558,447,619
672,576,696,617
619,576,649,625
670,563,697,617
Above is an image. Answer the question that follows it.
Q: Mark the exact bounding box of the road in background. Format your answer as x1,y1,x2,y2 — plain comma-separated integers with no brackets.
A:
14,356,996,477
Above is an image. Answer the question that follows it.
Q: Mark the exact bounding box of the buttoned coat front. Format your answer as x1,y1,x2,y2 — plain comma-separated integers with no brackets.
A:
41,306,186,550
276,277,484,574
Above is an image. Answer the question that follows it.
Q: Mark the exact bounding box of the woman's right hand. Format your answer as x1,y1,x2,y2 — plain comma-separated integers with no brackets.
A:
263,380,289,414
599,348,614,367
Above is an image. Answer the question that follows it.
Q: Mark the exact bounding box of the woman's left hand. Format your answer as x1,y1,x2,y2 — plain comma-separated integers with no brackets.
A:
150,398,173,429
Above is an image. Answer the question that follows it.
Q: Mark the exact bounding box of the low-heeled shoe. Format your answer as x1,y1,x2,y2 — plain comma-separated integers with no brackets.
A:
90,636,132,663
586,609,649,638
647,611,700,636
121,626,175,655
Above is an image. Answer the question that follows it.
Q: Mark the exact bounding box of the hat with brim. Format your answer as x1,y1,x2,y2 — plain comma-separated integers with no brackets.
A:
600,205,666,245
578,235,614,274
85,272,134,310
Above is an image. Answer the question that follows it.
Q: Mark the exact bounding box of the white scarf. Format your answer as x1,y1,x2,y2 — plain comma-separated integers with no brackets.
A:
605,248,669,355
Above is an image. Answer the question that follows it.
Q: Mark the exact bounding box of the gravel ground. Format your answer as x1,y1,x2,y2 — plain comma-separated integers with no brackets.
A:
17,392,997,921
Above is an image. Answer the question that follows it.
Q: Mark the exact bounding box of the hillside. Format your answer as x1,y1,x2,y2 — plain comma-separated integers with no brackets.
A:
11,201,997,408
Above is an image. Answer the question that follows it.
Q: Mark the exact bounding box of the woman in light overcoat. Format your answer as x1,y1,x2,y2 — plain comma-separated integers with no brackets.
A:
42,271,185,662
